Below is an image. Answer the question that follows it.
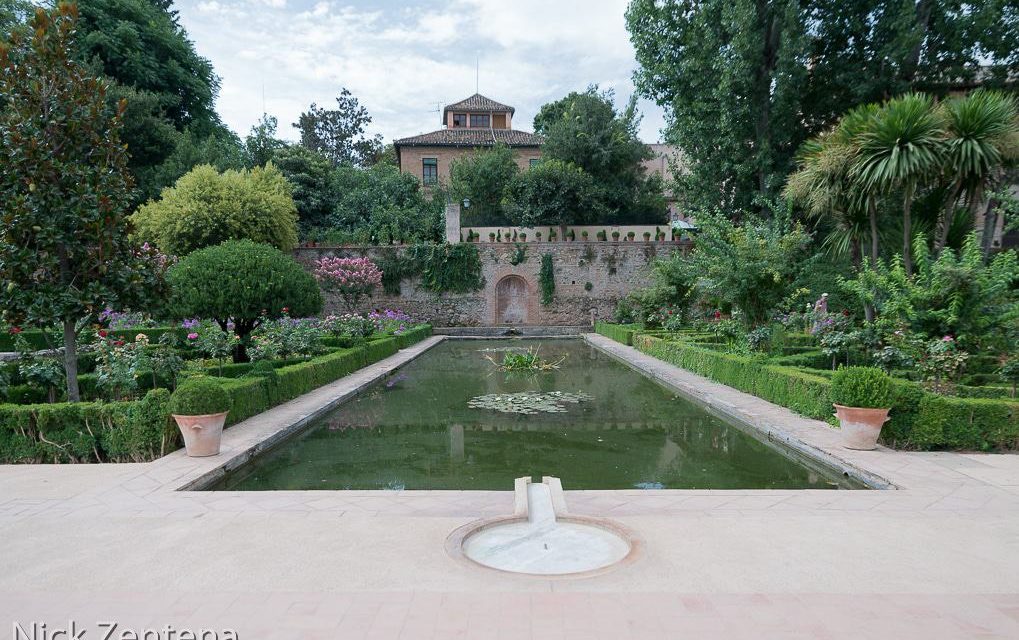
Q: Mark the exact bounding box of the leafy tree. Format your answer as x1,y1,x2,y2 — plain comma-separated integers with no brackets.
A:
856,93,945,275
507,159,600,229
687,210,812,326
167,240,323,362
627,0,1019,212
245,113,287,168
0,4,163,401
536,87,665,223
132,164,299,255
328,163,442,243
73,0,221,201
294,87,383,167
450,143,519,225
272,144,336,230
144,124,248,198
313,256,383,312
0,0,31,37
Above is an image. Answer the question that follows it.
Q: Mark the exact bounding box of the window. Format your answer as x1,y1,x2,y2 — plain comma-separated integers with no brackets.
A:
470,114,490,128
422,158,438,185
452,113,467,127
529,158,541,168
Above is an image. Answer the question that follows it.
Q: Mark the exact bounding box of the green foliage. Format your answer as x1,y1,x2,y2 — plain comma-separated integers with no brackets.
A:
133,163,299,255
168,376,230,416
142,125,248,201
408,244,485,294
539,254,555,305
507,159,600,227
293,87,383,167
167,240,322,361
272,144,334,230
0,4,164,401
509,244,528,266
830,366,894,408
627,0,1018,212
626,252,697,326
245,113,287,168
535,86,665,224
687,210,812,327
451,144,519,225
594,322,636,346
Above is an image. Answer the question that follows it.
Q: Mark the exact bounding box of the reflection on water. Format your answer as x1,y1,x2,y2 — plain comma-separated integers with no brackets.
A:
210,340,860,491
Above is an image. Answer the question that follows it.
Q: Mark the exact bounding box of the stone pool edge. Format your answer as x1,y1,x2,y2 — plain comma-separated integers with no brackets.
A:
583,333,897,490
162,335,448,492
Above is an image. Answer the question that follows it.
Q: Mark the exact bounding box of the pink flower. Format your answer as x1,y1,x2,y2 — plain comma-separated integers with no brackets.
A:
942,335,954,342
187,332,199,340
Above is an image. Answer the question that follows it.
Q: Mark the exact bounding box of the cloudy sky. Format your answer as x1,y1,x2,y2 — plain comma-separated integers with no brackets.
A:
175,0,668,144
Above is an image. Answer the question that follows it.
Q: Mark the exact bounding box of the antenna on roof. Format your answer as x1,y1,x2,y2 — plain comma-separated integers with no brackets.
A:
475,52,479,94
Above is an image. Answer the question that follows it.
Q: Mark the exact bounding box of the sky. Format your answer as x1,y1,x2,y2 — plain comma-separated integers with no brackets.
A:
174,0,669,144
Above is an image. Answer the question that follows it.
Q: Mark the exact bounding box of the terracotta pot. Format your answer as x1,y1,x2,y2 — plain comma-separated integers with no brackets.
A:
173,412,228,457
833,404,890,450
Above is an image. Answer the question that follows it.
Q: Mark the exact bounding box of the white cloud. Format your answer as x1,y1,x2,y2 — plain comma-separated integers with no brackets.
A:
173,0,667,143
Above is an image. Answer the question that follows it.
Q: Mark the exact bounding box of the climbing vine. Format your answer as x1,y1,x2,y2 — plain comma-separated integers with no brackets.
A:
369,244,486,296
539,254,555,305
509,243,528,266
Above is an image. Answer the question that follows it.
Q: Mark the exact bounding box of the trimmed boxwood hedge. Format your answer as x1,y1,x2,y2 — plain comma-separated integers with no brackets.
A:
596,324,1019,451
594,321,637,346
0,326,432,463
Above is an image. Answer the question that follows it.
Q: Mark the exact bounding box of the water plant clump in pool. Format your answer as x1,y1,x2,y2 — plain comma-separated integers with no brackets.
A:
468,391,593,414
484,345,565,371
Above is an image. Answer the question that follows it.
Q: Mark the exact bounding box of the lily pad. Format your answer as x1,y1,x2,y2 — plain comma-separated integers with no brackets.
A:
467,391,594,415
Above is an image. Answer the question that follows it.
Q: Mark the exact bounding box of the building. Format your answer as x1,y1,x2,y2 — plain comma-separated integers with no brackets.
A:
393,94,543,186
641,143,687,221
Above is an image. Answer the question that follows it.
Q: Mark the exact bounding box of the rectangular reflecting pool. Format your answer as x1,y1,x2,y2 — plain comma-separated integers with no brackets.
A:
208,339,863,491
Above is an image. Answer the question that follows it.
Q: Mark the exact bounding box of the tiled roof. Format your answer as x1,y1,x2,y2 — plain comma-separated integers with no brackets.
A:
442,94,514,123
394,128,544,148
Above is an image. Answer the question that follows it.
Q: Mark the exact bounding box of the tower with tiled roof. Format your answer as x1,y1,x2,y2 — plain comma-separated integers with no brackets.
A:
394,94,543,187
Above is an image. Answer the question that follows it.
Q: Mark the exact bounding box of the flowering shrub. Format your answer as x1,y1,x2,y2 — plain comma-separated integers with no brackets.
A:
94,333,148,400
320,314,376,339
369,309,413,335
648,305,685,332
999,356,1019,398
184,320,239,376
13,334,64,403
314,257,383,311
916,336,969,395
249,318,325,362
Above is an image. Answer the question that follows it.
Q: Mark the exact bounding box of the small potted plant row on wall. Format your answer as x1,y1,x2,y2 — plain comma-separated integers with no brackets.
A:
830,366,894,450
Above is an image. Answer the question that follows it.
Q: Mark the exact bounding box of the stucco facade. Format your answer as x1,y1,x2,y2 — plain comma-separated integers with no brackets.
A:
398,145,542,185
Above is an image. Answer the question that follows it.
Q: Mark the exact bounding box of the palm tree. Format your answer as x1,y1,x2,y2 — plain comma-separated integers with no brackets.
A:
855,94,946,275
935,90,1019,255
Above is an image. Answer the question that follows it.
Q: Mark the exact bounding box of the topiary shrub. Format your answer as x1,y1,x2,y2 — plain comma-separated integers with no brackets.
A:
167,240,323,361
830,366,894,409
132,164,299,255
169,377,231,416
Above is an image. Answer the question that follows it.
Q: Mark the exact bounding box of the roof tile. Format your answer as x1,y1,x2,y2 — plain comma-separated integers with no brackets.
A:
394,128,543,148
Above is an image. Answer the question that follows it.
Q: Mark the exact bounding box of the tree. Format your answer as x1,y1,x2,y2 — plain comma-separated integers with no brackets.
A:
855,93,945,275
167,240,322,362
272,144,335,230
536,87,665,223
132,164,299,256
507,159,600,229
144,124,248,197
73,0,221,201
328,162,442,243
245,113,287,168
0,4,163,401
294,87,383,167
313,257,383,312
687,210,812,326
936,91,1019,255
449,144,519,225
627,0,1019,212
0,0,31,38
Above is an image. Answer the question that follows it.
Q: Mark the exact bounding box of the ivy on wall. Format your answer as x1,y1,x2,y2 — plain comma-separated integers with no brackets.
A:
539,253,555,305
509,243,528,266
327,244,486,297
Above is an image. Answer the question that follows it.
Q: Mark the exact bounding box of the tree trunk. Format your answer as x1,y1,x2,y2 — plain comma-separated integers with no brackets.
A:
902,185,914,275
864,303,875,323
63,318,80,402
868,197,879,263
934,182,962,255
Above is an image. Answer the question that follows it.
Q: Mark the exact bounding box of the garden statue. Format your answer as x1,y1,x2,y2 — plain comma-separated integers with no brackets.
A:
811,293,828,333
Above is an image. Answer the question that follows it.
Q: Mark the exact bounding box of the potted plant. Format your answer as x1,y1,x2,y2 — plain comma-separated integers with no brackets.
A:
581,230,589,241
597,230,606,241
535,231,543,241
489,232,496,243
169,376,231,457
830,366,894,450
611,230,620,241
627,231,636,241
568,229,576,241
643,231,651,242
519,232,527,242
549,229,558,241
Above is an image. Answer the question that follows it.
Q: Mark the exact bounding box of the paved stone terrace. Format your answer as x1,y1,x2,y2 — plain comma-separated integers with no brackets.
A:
1,334,1017,639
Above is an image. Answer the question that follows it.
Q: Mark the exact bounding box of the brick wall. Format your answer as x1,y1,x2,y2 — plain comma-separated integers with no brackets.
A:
398,145,542,184
294,241,690,327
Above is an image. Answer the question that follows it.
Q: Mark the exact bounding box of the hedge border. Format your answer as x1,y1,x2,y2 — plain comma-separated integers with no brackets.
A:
0,325,432,464
596,324,1019,451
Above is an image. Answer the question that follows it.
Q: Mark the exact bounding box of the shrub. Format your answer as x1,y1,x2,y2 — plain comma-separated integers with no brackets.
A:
313,256,383,312
168,377,231,416
132,164,299,255
539,254,555,305
507,159,600,228
167,240,323,361
830,366,894,408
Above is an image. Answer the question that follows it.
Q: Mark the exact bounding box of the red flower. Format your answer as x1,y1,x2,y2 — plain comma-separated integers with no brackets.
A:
9,326,22,334
114,340,125,347
842,309,849,317
98,330,108,338
282,307,289,313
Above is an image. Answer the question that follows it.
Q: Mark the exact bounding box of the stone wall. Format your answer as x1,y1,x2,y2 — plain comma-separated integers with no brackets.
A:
294,241,690,327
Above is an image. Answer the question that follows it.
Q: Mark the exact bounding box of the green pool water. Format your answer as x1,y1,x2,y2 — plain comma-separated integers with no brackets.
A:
209,339,861,491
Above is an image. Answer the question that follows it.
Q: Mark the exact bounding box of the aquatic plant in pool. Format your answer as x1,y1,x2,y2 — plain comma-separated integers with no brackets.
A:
209,340,863,491
484,345,565,371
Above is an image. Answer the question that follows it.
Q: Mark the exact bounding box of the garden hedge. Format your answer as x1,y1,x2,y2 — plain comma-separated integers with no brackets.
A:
595,324,1019,451
594,321,637,346
0,325,432,464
